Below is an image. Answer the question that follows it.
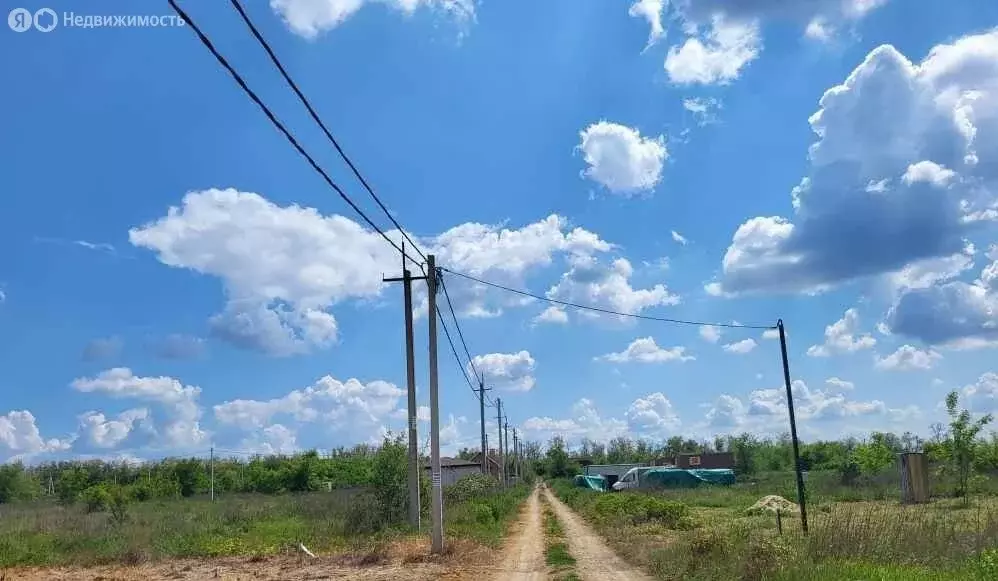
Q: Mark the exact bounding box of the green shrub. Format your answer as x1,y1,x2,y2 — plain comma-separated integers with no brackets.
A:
445,473,498,503
978,548,998,578
81,484,112,513
109,486,130,525
592,493,692,528
343,492,386,535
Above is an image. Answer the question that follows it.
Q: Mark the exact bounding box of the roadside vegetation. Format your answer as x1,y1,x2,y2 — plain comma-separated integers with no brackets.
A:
545,390,998,581
0,435,531,568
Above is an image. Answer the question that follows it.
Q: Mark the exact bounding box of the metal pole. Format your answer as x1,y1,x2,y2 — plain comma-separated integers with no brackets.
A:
426,254,444,553
496,398,504,487
210,446,215,502
778,319,808,535
402,267,421,529
479,380,488,476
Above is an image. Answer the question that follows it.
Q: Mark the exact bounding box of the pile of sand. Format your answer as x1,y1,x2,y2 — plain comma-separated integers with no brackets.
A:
746,495,799,516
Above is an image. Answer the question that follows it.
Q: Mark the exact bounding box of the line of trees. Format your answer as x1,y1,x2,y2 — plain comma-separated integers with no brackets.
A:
528,391,997,499
1,391,994,505
0,440,406,506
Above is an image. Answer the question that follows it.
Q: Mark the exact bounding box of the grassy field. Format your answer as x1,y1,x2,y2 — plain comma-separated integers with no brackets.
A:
0,483,531,568
550,475,998,581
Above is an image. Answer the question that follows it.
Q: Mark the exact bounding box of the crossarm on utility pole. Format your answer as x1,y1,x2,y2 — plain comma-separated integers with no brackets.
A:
383,264,428,530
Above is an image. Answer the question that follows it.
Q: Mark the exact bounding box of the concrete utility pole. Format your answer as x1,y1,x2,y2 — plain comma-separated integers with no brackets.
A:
383,248,428,530
479,380,491,477
496,398,504,487
513,428,520,481
210,446,215,502
504,418,510,487
426,254,444,553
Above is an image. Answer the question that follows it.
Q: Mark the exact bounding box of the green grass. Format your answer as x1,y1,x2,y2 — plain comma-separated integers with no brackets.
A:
0,483,532,567
0,492,356,567
771,561,992,581
546,542,575,567
549,476,998,581
444,484,531,547
543,495,579,578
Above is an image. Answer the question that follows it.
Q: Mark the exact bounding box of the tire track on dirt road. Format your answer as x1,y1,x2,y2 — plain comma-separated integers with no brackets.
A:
542,486,652,581
491,485,545,581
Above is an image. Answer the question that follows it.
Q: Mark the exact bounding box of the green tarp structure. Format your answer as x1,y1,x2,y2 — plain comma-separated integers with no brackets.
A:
573,474,608,491
640,468,735,488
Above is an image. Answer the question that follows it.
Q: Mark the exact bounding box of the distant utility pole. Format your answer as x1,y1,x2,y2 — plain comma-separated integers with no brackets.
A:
210,446,215,502
778,319,808,535
426,254,444,553
479,380,491,476
504,418,510,487
513,428,520,480
383,247,428,530
496,398,505,487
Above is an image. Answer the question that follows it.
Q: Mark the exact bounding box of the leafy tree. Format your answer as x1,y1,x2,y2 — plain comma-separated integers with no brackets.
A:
0,463,37,503
546,436,573,477
371,434,408,525
171,459,205,497
852,440,895,475
935,390,993,500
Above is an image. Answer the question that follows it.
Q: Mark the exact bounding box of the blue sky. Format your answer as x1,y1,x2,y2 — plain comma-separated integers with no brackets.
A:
2,0,998,461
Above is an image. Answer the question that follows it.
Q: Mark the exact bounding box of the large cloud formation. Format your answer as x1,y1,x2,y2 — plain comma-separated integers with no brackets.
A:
131,190,630,355
713,31,998,296
636,0,890,85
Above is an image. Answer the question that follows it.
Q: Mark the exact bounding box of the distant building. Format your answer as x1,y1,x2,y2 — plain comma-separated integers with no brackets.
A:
468,451,502,480
423,457,487,486
655,452,735,470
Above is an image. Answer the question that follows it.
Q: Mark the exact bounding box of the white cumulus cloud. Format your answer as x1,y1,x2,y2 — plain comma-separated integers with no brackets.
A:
547,256,679,320
597,337,694,363
875,345,942,371
807,309,876,357
470,351,537,392
665,15,761,85
72,368,207,449
722,338,757,354
713,31,998,295
578,121,667,196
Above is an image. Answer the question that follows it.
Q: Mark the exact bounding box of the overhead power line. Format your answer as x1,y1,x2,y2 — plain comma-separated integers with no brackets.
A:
167,0,423,267
439,275,481,383
436,303,491,407
440,267,777,330
226,0,428,268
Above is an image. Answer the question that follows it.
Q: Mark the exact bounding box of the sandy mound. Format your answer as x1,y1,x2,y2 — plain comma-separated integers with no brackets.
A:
746,495,799,516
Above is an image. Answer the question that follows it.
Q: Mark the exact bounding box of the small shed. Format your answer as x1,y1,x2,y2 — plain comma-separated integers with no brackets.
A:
899,452,930,504
423,457,485,487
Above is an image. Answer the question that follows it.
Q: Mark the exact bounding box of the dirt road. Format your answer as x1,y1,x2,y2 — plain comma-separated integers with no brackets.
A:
491,485,545,580
542,487,652,581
